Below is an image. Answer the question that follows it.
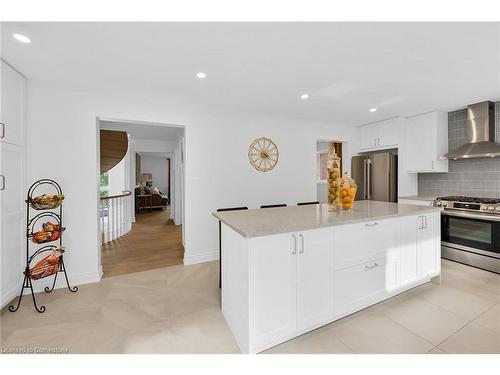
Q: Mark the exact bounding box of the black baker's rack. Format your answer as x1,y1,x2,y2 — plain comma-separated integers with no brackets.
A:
9,179,78,313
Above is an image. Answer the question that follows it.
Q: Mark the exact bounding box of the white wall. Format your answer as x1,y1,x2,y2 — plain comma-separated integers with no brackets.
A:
140,155,169,195
25,79,357,285
132,139,175,154
107,155,126,194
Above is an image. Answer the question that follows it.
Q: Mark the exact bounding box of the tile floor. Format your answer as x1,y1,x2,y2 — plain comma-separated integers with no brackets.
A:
1,259,499,354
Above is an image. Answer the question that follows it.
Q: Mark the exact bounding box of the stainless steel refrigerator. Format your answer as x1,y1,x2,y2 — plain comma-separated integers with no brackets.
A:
351,153,398,202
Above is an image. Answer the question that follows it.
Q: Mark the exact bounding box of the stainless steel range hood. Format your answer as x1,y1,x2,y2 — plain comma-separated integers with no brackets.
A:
443,101,500,160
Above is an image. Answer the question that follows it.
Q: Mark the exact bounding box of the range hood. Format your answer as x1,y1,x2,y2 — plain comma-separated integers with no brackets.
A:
443,101,500,160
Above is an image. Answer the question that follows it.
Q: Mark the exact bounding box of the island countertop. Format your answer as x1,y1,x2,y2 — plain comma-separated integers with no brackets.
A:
213,200,441,238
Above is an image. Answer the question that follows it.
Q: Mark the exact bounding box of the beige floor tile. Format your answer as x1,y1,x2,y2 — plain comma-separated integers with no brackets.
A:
407,282,496,320
263,327,354,354
381,296,469,345
167,308,239,354
120,306,239,354
440,261,500,303
473,303,500,334
427,346,447,354
439,321,500,354
328,312,434,354
1,259,497,354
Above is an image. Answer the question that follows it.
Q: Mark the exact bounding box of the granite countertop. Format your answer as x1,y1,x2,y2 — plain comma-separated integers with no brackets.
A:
213,200,442,238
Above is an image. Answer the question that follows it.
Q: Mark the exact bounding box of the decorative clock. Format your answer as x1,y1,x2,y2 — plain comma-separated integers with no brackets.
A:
248,137,279,172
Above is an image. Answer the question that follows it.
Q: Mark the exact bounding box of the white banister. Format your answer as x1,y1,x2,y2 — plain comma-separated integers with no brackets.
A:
100,191,133,244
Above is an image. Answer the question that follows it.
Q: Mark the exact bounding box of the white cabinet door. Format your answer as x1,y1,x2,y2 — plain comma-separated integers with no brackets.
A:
418,213,440,278
398,215,420,286
360,118,399,151
1,61,25,147
0,142,24,307
406,115,433,171
379,118,398,148
296,227,334,331
405,112,448,173
360,124,377,150
250,233,297,349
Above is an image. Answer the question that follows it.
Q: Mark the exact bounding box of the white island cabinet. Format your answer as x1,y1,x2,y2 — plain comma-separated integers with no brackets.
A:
214,201,441,353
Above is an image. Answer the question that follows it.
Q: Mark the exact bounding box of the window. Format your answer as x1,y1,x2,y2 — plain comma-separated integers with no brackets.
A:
100,172,109,197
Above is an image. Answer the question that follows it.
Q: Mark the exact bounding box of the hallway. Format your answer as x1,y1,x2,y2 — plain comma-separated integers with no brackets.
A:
101,209,184,277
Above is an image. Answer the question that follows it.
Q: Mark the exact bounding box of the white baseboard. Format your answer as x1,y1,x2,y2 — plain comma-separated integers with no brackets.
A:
1,284,22,310
1,268,102,309
183,250,218,265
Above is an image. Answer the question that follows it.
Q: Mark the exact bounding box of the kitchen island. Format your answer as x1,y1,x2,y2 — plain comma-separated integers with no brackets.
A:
213,201,442,353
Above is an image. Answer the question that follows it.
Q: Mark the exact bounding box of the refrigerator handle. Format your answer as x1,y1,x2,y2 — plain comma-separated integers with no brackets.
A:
363,159,368,200
366,159,372,200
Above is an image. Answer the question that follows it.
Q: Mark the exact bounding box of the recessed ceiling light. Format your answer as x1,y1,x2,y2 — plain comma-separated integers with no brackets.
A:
196,72,206,79
300,94,309,100
13,33,31,44
369,108,377,112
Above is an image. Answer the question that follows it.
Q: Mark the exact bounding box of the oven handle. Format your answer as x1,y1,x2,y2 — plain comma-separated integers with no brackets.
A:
441,210,500,222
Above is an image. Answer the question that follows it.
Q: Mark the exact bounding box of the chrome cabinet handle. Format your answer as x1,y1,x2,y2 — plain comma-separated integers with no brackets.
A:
365,222,379,227
0,123,4,139
0,175,5,190
418,215,427,229
365,262,379,269
292,234,297,255
299,234,304,254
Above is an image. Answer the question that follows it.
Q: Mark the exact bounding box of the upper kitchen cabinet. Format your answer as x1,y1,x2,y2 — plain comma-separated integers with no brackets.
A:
1,60,26,147
359,117,400,151
405,111,448,173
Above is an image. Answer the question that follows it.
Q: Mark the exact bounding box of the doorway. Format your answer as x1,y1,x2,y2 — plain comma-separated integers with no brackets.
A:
97,118,185,277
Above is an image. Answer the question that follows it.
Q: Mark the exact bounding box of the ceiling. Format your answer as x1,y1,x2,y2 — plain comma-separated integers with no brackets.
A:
100,120,184,141
2,22,500,126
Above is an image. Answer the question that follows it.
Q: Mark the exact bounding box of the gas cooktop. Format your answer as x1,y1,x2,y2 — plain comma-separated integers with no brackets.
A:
436,196,500,204
434,196,500,214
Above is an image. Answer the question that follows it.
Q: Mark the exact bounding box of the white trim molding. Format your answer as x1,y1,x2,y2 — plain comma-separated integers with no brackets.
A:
183,250,218,265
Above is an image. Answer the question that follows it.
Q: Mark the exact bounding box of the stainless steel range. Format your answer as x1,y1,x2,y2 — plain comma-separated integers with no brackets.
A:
434,196,500,274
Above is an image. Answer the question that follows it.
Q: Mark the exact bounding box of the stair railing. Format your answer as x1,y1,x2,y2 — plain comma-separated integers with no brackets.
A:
99,191,133,243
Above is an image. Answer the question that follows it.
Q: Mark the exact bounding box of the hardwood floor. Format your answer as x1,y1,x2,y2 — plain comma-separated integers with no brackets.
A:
101,209,184,277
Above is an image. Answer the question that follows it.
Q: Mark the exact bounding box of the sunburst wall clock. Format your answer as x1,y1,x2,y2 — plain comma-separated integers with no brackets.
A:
248,137,279,172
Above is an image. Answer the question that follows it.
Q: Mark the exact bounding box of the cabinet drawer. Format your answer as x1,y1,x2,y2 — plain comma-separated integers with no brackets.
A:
333,256,398,316
333,219,397,270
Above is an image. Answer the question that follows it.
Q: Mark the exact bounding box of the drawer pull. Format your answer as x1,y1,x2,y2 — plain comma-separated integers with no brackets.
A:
0,123,4,139
299,234,304,254
365,263,379,269
365,222,379,227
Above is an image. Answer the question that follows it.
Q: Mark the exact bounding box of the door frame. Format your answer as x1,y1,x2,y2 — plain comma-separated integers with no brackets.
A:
95,116,187,275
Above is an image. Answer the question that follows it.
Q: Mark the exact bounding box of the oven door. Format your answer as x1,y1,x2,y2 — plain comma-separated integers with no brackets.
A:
441,211,500,258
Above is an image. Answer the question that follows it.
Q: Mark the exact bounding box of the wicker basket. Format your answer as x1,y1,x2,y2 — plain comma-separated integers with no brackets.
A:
27,194,65,210
29,251,62,280
31,223,65,244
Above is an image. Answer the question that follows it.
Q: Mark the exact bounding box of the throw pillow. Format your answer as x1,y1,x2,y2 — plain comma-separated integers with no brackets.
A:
149,186,160,195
